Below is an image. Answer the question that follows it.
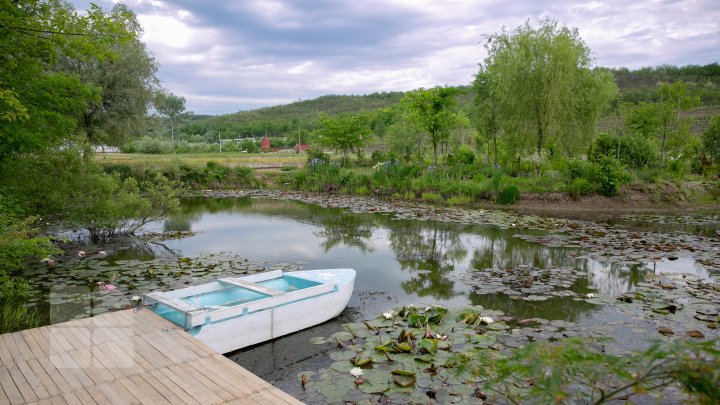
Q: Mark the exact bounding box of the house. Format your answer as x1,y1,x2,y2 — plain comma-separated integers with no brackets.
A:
294,143,309,152
260,137,271,151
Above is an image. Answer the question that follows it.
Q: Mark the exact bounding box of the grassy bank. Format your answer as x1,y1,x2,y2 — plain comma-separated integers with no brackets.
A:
99,152,720,208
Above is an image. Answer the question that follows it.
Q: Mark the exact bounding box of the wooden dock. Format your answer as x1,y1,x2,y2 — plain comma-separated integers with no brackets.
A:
0,309,302,404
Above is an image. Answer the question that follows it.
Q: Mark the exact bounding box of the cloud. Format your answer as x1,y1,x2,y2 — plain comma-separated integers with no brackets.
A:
72,0,720,114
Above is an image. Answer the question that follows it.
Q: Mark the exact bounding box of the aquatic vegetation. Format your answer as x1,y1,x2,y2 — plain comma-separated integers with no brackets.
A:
299,305,720,404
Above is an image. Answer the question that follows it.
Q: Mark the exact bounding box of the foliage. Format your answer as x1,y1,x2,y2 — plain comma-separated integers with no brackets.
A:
401,86,460,166
0,202,57,333
477,337,720,405
566,178,594,199
590,133,658,169
609,63,720,105
154,90,188,144
480,19,618,172
497,185,520,205
596,156,627,197
703,116,720,164
56,3,158,146
314,113,371,166
1,149,183,241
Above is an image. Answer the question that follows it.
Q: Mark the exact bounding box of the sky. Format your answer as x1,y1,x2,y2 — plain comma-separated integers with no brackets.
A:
71,0,720,115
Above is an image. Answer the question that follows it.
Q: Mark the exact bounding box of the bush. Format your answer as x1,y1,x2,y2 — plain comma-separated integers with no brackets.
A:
497,185,520,205
370,150,386,165
421,192,442,202
566,178,594,200
590,133,658,169
597,156,628,197
567,159,599,181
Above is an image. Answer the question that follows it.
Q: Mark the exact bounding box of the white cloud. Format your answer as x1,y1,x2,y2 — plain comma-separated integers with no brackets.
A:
72,0,720,114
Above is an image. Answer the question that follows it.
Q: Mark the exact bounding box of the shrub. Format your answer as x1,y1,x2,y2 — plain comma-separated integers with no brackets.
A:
497,185,520,205
596,156,628,197
421,192,442,202
590,133,658,169
566,178,594,200
370,150,386,165
447,195,471,205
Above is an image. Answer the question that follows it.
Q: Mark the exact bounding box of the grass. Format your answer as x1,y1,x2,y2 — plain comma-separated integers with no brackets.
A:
95,152,305,169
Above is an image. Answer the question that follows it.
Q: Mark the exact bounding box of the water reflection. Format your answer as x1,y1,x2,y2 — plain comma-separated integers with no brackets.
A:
143,197,661,322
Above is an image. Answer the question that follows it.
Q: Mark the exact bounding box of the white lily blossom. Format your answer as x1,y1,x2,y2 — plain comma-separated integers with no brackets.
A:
131,296,142,301
586,293,595,299
382,311,394,319
350,367,364,378
479,316,494,324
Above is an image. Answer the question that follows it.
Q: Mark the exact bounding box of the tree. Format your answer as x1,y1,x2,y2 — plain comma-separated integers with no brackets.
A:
401,86,459,166
703,116,720,164
473,68,501,166
315,113,371,166
154,91,187,146
56,3,159,146
481,19,617,174
656,81,701,177
0,0,137,159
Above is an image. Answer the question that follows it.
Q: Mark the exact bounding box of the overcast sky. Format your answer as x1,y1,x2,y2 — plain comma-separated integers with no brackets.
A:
71,0,720,115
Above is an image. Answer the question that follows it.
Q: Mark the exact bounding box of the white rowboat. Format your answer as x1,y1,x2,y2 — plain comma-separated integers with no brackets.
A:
143,268,356,353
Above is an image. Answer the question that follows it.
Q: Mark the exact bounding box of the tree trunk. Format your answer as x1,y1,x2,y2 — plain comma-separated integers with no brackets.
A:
432,133,438,167
493,132,498,168
536,127,543,176
659,121,667,178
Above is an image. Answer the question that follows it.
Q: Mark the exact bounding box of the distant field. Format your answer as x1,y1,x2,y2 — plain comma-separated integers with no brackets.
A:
95,152,305,170
597,105,720,135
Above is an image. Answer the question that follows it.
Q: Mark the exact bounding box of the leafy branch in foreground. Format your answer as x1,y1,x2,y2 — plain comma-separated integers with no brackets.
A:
459,336,720,404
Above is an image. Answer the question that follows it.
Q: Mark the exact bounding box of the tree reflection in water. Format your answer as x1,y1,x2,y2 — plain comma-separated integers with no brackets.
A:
156,197,664,323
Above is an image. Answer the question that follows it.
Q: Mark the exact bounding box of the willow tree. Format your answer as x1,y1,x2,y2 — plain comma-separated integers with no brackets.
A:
401,86,459,166
481,19,617,173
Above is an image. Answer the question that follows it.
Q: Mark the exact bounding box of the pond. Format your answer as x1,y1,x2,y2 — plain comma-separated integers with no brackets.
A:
20,196,720,400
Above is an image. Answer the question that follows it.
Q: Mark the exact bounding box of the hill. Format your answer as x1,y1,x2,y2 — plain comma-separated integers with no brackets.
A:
177,64,719,142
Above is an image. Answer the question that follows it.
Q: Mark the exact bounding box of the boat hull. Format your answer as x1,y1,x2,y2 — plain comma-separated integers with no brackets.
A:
149,268,355,354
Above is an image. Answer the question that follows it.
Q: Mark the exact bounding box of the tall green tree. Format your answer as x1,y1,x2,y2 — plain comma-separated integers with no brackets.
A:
55,3,158,146
315,113,371,166
473,68,501,166
656,81,701,177
401,86,459,166
480,19,617,173
154,91,187,145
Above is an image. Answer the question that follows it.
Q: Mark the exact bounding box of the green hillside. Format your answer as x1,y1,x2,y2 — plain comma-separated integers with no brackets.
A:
177,64,719,142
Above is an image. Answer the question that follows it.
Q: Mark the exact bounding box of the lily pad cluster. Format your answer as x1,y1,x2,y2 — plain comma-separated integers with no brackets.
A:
453,265,590,301
610,272,720,339
20,251,304,324
297,305,591,404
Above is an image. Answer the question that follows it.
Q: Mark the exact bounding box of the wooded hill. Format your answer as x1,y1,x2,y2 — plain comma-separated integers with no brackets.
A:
179,63,720,140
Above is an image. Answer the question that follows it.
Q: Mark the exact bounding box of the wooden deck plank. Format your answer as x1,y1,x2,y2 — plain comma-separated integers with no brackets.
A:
179,361,234,402
148,367,200,405
15,361,49,400
137,371,189,405
125,374,173,405
11,333,36,362
34,357,73,393
19,331,44,360
72,388,98,405
162,365,224,404
0,365,25,404
24,360,60,397
2,333,25,364
0,309,302,405
6,364,38,403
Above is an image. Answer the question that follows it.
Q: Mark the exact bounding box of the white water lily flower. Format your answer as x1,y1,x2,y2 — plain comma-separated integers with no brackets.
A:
350,367,364,378
586,293,595,299
131,296,141,301
479,316,494,324
382,311,394,319
425,306,431,311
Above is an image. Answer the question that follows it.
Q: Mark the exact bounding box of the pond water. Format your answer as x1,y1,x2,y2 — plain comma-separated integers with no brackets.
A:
21,196,719,399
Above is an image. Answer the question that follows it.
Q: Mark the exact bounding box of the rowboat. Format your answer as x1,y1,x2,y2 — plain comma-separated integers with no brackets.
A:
143,268,356,353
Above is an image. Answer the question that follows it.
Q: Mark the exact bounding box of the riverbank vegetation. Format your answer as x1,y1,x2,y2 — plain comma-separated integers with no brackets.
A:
1,1,718,400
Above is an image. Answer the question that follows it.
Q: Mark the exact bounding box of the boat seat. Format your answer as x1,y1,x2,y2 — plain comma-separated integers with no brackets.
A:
144,291,203,313
218,277,285,296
